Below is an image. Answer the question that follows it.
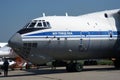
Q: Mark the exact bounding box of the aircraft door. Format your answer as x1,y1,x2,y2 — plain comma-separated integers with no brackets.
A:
79,31,90,52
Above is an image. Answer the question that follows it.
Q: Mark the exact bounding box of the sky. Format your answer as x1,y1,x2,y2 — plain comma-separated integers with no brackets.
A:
0,0,120,42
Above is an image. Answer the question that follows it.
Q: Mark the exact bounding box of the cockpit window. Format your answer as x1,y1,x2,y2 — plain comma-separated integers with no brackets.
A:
36,20,51,28
46,22,50,27
37,22,42,27
29,22,36,28
43,21,47,27
25,20,51,29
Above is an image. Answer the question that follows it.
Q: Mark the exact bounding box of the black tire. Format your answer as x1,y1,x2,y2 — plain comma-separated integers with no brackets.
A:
74,63,83,72
66,63,83,72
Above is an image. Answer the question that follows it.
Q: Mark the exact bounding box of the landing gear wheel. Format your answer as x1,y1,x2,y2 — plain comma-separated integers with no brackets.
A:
74,63,83,72
66,63,83,72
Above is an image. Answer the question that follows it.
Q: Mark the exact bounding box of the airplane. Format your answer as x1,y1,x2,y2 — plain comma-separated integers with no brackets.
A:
0,43,26,70
8,9,120,72
0,58,16,67
0,42,8,48
0,42,16,58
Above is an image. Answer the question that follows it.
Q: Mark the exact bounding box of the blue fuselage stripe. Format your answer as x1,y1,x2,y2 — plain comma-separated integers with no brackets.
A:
25,31,118,37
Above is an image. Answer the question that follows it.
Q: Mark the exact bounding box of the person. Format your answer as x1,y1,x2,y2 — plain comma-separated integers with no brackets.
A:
3,59,9,77
0,68,2,75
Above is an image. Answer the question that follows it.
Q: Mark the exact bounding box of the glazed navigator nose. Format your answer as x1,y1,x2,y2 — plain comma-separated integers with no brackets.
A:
8,33,22,48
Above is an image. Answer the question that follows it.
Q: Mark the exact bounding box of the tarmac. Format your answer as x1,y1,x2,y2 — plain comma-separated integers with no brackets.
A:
0,65,120,80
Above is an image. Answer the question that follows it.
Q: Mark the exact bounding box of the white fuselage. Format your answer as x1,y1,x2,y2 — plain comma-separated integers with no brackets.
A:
0,43,17,58
9,9,120,65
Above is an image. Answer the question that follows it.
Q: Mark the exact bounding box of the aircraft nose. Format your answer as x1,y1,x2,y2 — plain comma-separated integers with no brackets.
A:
8,33,22,49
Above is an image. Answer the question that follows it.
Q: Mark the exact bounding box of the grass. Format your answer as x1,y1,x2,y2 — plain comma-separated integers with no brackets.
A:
97,60,113,65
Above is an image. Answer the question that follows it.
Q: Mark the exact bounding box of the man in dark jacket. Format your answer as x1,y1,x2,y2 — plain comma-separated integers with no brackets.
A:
0,69,1,75
3,59,9,77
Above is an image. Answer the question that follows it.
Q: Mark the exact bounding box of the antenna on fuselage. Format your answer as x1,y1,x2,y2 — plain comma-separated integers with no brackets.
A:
42,13,46,17
65,12,68,16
